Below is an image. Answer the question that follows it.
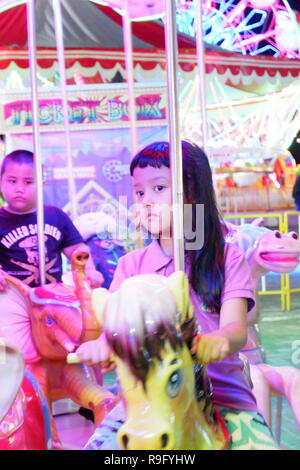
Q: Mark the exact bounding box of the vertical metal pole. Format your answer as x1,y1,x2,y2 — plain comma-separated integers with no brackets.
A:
122,0,138,157
165,0,185,272
26,0,46,285
52,0,78,219
195,0,208,154
122,1,142,247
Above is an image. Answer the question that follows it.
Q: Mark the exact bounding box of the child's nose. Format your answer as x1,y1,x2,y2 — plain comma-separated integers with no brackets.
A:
142,193,153,206
16,184,25,192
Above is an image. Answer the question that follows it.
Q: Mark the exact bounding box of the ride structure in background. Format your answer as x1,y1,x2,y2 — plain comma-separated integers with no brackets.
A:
178,0,300,58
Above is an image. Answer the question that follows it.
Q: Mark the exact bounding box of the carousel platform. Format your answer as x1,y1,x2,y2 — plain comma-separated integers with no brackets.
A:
52,269,300,451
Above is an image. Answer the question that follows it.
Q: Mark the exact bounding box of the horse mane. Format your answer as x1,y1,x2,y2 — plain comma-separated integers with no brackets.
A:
104,274,198,384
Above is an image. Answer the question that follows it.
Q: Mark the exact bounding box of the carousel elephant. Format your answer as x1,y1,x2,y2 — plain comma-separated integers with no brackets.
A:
1,249,118,449
0,339,52,450
225,218,300,431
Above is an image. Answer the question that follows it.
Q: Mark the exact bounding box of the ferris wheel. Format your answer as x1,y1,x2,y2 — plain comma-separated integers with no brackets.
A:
177,0,300,58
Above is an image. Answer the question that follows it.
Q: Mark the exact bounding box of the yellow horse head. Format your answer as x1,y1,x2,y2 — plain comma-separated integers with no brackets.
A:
101,272,230,450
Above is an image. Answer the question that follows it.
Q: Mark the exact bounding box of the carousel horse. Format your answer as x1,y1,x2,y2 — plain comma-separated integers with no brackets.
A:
82,272,231,450
1,249,117,449
0,339,52,450
225,219,300,431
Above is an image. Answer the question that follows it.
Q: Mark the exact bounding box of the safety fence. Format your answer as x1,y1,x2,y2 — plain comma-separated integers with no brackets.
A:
223,212,300,312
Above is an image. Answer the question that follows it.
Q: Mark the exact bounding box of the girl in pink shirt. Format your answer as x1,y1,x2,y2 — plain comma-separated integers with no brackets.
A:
79,141,279,450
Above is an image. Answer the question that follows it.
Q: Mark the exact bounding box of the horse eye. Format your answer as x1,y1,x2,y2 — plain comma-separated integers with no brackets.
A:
166,370,183,398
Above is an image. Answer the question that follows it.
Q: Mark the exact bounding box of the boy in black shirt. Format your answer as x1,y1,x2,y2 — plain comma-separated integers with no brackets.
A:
0,149,103,363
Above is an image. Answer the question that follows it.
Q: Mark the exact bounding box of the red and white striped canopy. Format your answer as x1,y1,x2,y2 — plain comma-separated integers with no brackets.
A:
0,0,300,91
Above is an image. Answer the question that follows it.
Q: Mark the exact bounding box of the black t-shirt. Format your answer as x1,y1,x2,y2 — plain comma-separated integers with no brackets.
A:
0,206,83,286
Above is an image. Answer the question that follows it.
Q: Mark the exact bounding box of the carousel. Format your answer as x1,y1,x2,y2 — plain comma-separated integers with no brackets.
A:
0,0,300,452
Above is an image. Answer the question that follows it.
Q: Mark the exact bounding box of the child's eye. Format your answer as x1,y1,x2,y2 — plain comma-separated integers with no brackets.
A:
154,185,165,192
136,190,144,198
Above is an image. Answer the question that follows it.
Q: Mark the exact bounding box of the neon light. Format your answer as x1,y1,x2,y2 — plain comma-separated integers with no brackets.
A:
177,0,300,58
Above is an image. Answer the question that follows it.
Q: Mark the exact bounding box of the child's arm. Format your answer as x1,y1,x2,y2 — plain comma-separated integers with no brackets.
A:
74,333,111,363
63,243,104,288
68,333,115,372
67,253,135,366
192,297,248,366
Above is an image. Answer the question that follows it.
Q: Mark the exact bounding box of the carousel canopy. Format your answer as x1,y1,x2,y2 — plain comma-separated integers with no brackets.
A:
0,0,300,93
0,0,194,49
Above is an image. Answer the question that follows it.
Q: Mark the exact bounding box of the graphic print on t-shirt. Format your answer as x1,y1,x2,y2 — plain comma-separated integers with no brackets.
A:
1,223,61,286
0,206,84,286
9,234,58,285
19,235,48,265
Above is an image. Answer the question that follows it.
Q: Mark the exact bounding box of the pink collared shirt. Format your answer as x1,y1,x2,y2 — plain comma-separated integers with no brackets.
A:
110,239,257,412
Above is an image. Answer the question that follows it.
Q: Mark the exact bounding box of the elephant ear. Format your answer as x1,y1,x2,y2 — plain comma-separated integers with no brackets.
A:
0,339,24,423
5,274,30,301
91,287,110,327
165,271,194,326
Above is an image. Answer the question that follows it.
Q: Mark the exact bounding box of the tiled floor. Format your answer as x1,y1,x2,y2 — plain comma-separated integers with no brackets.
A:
54,270,300,450
55,413,94,450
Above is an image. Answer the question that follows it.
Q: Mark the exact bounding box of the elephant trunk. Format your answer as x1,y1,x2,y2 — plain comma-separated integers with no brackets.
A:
71,249,101,342
50,307,83,346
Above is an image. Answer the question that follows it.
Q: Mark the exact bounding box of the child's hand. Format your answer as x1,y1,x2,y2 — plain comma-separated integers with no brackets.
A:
86,269,104,288
191,333,230,366
0,269,8,293
74,334,113,368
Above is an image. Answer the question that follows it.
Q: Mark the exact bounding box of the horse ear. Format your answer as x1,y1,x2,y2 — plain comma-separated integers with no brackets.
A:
165,271,194,325
251,217,264,227
91,287,110,327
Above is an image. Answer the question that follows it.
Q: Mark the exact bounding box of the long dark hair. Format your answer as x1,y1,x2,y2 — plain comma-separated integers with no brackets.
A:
130,141,225,311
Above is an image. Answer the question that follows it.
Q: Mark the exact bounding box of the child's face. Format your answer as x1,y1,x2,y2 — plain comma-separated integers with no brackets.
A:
132,165,172,237
0,162,37,214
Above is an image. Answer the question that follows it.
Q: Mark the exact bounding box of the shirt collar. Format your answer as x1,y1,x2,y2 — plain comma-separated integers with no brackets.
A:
144,239,173,273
